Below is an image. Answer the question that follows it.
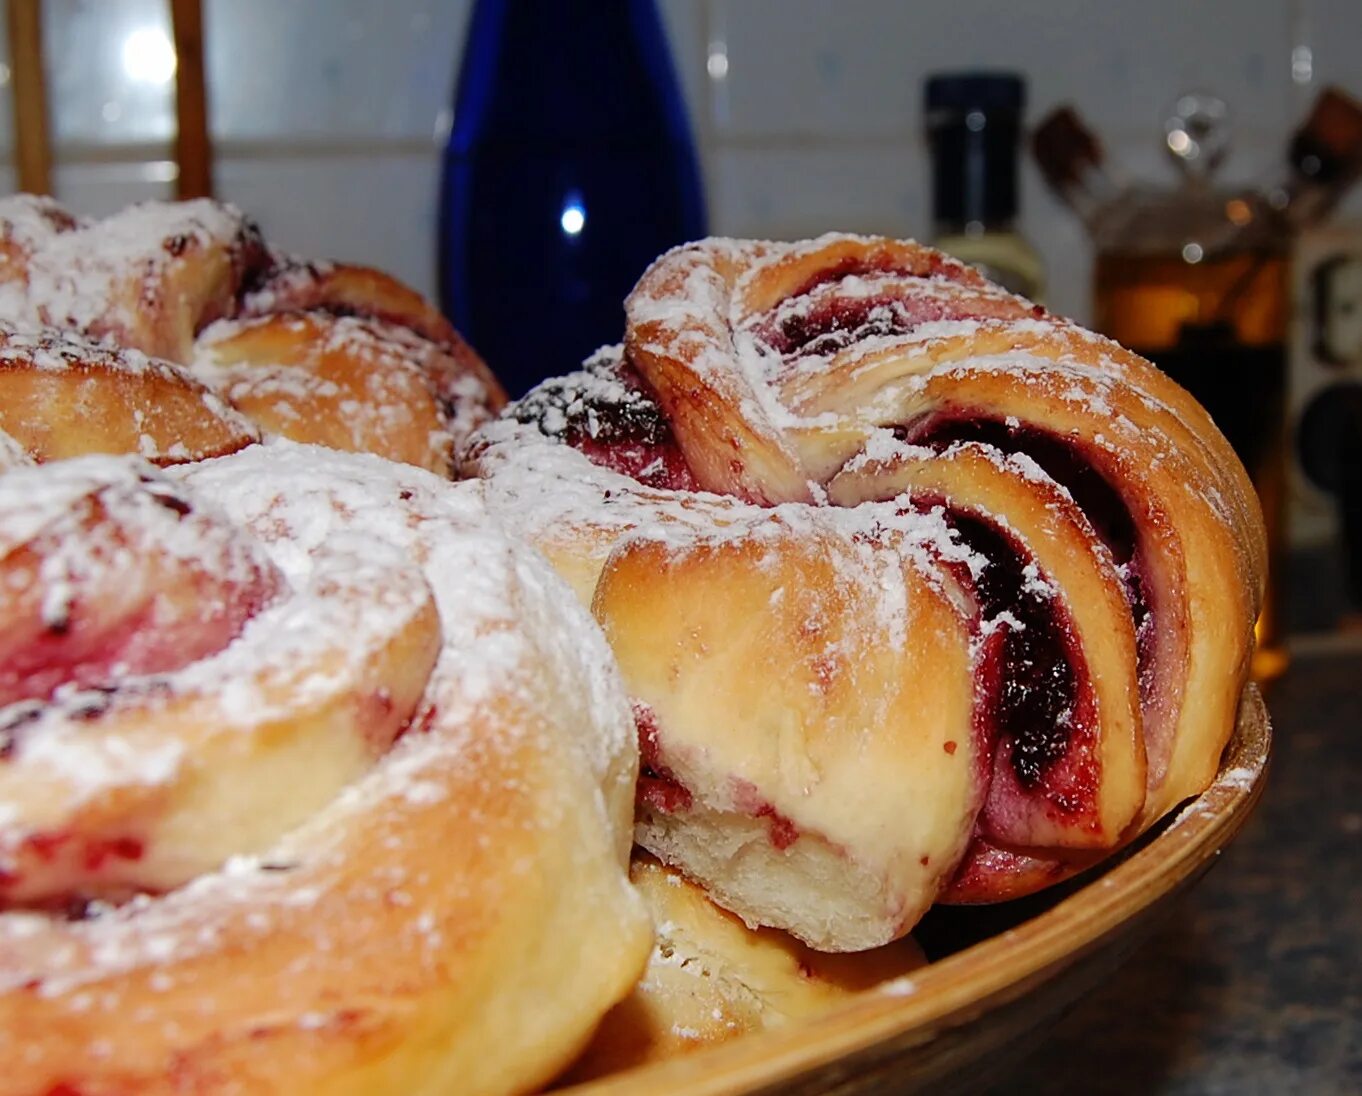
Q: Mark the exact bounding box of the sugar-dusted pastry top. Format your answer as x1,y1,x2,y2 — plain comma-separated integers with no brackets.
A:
0,442,649,1095
0,194,505,474
472,232,1264,949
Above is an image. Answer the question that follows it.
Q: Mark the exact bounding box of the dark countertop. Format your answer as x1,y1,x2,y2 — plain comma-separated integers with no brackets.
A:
987,648,1362,1095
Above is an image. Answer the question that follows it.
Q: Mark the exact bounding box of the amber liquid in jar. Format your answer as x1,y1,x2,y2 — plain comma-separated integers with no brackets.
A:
1095,249,1289,682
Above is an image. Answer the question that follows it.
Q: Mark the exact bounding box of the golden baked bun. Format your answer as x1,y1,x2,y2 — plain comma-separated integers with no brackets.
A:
0,443,649,1094
191,312,462,474
0,194,504,473
561,854,926,1084
0,325,259,465
0,193,262,360
471,234,1263,948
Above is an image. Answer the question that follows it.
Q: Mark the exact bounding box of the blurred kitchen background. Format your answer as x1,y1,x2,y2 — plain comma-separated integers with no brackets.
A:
3,0,1362,645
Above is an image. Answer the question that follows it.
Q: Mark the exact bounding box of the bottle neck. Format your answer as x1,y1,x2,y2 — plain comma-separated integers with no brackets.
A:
927,108,1021,229
452,0,682,146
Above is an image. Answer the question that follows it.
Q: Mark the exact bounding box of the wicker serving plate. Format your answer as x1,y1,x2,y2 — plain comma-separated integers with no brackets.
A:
567,686,1271,1096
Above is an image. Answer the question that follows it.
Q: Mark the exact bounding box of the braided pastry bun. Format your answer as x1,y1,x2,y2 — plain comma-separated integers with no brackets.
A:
0,195,504,473
0,443,649,1094
472,234,1264,950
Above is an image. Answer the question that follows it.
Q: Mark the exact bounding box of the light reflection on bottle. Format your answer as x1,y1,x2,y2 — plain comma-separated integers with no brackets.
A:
560,193,586,237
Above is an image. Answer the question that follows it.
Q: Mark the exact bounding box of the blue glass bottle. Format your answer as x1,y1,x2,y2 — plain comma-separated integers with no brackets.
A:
438,0,706,397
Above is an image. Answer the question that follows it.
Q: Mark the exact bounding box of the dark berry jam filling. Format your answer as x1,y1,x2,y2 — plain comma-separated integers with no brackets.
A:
5,831,145,874
758,295,981,358
511,355,700,491
947,512,1088,792
635,703,692,814
573,436,699,492
901,413,1154,703
902,416,1136,563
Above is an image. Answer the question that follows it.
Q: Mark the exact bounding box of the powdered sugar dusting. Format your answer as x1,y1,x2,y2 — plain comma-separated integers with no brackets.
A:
0,199,251,343
0,194,85,262
0,429,31,470
188,313,460,471
237,252,338,316
0,457,440,892
0,323,173,378
0,443,639,1007
0,196,493,473
178,441,635,804
477,402,987,656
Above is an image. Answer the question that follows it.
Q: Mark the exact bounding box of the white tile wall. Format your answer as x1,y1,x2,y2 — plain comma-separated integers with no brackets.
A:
0,0,1359,321
709,143,921,238
708,0,1294,141
43,0,177,145
215,150,442,293
1297,0,1362,103
52,160,172,217
38,0,468,146
203,0,468,142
